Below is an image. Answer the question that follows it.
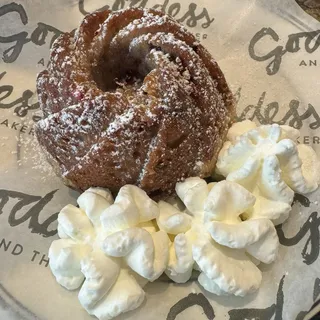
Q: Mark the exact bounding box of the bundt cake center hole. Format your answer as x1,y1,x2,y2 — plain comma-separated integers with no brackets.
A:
91,54,149,93
114,73,144,98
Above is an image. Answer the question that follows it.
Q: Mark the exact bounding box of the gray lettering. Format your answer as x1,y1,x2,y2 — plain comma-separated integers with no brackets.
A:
20,124,27,133
12,243,23,255
300,60,307,66
28,127,34,135
0,238,11,251
11,121,19,130
39,254,49,267
31,250,40,262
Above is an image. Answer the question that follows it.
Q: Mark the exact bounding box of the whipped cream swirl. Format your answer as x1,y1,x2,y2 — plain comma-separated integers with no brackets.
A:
49,186,169,320
159,177,278,296
216,120,320,224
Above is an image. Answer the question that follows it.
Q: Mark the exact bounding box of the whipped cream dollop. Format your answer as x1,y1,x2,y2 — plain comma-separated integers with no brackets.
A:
49,186,169,320
216,120,320,224
159,177,278,296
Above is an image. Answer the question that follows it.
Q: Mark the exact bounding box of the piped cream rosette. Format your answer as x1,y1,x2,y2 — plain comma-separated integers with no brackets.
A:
49,186,169,320
158,177,278,296
216,120,320,224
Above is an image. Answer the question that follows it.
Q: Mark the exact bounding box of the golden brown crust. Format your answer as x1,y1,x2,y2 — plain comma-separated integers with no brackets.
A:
35,8,235,195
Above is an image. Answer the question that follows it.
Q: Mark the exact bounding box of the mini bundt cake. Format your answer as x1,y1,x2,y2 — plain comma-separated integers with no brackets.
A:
35,8,235,196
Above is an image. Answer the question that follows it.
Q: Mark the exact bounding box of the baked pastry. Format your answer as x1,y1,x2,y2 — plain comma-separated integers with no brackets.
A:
35,8,235,196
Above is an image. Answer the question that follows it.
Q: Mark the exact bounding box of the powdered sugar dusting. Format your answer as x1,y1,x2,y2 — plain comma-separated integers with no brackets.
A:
15,120,57,182
107,108,135,135
35,8,235,194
